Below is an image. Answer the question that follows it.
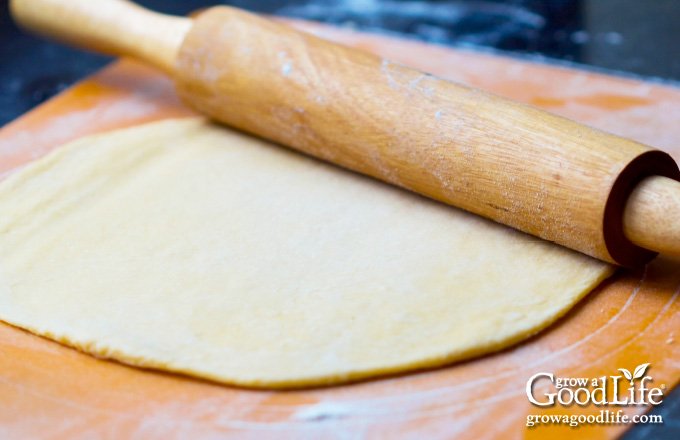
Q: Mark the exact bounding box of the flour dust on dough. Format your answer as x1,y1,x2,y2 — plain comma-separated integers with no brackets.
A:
0,118,613,388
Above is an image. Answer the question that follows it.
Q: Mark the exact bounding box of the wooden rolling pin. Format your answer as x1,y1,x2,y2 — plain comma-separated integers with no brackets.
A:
10,0,680,267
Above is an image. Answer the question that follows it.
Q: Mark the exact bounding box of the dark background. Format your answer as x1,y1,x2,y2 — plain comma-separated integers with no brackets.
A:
2,0,680,127
1,0,679,437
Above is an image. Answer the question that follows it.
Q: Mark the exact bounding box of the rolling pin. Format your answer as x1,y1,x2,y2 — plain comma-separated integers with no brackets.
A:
10,0,680,267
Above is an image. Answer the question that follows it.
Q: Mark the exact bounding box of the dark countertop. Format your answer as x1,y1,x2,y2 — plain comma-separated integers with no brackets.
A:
1,1,679,438
2,0,680,128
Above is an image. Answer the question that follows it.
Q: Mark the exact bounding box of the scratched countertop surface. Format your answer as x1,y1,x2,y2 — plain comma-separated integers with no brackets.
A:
1,0,680,438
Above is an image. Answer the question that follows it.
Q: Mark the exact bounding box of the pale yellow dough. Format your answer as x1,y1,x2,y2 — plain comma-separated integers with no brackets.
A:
0,118,613,388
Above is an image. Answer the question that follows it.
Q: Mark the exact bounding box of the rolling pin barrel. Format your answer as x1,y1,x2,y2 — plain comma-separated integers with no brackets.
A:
10,0,680,266
175,7,679,266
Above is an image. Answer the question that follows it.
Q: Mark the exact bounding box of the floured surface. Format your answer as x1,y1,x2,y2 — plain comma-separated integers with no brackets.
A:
0,117,612,388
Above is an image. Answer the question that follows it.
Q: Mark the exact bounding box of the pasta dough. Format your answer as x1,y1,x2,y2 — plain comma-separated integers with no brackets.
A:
0,118,613,388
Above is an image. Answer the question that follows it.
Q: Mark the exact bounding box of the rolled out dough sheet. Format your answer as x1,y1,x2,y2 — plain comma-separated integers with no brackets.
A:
0,118,613,388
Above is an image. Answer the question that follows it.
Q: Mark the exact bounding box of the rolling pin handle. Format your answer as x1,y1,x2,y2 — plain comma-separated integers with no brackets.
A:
623,176,680,258
9,0,191,74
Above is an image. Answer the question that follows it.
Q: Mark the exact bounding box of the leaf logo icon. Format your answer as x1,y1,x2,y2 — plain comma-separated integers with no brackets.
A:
619,363,651,386
633,363,650,380
619,368,633,384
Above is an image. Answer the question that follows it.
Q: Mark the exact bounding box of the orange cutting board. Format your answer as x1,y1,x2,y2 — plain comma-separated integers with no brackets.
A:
1,20,680,439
